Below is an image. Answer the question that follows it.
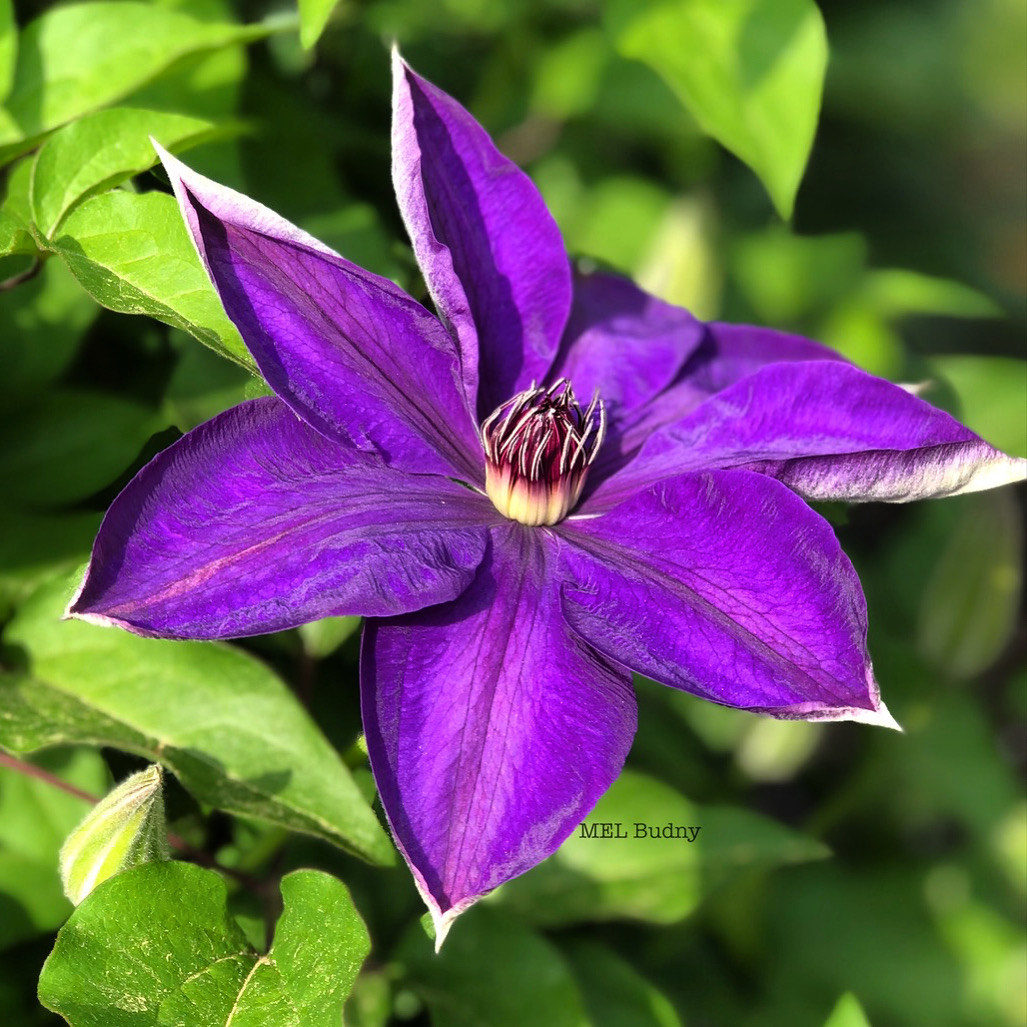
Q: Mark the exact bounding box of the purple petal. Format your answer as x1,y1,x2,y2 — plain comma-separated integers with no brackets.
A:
569,311,845,497
391,52,572,415
550,270,703,474
362,523,636,944
69,398,490,639
156,143,480,480
590,360,1025,508
614,321,846,456
560,469,896,725
683,321,845,395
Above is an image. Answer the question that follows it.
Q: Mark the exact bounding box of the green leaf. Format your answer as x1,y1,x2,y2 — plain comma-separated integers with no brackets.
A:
0,157,38,257
494,770,828,926
0,571,394,865
823,993,872,1027
38,863,369,1026
617,0,827,218
0,258,96,398
0,390,157,508
0,2,280,157
917,490,1023,679
0,0,14,105
264,871,371,1027
297,616,362,659
396,905,589,1027
161,328,254,431
31,107,220,238
0,507,100,621
0,748,108,948
930,355,1027,458
299,0,342,49
53,190,254,371
862,268,1001,320
562,939,682,1027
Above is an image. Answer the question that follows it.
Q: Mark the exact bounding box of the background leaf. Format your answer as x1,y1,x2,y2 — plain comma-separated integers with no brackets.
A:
396,906,589,1027
823,992,872,1027
931,355,1027,457
562,940,681,1027
616,0,827,218
0,572,393,865
298,0,342,50
0,1,278,159
916,490,1023,678
0,0,14,105
494,770,828,926
0,259,96,398
0,390,157,508
0,749,108,948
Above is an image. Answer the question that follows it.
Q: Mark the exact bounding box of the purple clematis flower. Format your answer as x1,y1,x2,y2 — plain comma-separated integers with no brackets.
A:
69,53,1025,945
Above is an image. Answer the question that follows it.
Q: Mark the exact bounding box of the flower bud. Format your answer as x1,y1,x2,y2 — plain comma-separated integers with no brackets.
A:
482,380,605,526
59,764,169,905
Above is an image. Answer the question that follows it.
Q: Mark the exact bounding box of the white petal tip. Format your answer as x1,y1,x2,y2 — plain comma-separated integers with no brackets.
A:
431,910,455,954
418,889,477,954
844,702,904,732
64,609,125,631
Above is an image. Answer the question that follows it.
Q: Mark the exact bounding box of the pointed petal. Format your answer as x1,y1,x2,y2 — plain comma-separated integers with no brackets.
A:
156,143,480,479
362,524,635,927
392,52,572,415
560,469,887,722
69,399,489,639
591,360,1025,508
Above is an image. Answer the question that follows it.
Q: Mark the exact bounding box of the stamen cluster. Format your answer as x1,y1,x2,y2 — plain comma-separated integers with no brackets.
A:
481,380,605,526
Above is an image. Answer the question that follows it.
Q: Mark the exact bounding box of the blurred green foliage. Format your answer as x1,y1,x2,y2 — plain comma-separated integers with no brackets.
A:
0,0,1024,1024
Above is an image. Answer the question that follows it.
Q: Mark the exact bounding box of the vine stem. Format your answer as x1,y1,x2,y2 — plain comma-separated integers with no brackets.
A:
0,750,263,891
0,258,42,292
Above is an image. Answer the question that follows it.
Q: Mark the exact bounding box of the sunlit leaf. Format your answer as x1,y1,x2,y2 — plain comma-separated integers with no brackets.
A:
53,190,254,370
0,157,36,257
38,864,369,1026
0,572,394,864
31,107,220,238
617,0,827,218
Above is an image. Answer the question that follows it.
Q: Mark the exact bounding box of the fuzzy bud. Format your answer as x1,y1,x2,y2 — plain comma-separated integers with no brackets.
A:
59,764,169,905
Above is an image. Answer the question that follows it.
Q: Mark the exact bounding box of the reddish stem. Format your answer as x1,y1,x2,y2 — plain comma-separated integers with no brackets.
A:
0,750,263,890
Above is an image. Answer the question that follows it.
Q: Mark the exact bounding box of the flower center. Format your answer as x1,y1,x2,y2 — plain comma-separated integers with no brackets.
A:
481,380,605,526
